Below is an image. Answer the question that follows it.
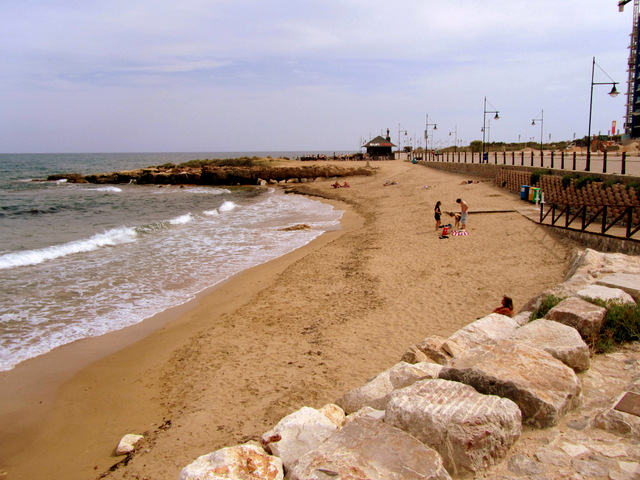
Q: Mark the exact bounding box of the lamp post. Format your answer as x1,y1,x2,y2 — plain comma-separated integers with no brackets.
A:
398,124,408,155
586,56,619,171
482,97,500,163
531,109,544,155
448,126,458,152
424,114,437,156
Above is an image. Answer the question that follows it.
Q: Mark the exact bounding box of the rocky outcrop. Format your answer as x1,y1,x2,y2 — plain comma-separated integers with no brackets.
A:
441,313,519,358
51,164,375,186
546,296,607,340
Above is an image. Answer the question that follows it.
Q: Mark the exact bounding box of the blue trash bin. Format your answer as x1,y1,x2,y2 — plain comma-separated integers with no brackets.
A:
521,185,529,201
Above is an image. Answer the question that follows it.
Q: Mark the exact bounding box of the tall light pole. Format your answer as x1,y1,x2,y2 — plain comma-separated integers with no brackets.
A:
587,56,619,171
424,114,437,155
482,97,500,163
448,126,458,152
398,123,408,154
531,110,544,154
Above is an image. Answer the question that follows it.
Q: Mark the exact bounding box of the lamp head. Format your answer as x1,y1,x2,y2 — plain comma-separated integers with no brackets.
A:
433,124,437,130
531,120,536,126
494,113,500,120
609,84,619,97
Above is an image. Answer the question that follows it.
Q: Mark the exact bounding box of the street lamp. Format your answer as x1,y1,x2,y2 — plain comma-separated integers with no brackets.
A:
586,56,619,171
398,124,408,154
424,114,437,155
482,97,499,163
531,110,544,154
448,126,458,152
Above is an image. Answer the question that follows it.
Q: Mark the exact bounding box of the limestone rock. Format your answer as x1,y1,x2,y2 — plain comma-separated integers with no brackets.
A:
179,443,283,480
439,340,582,428
594,392,640,440
510,319,590,371
545,296,607,340
577,284,635,304
385,379,522,477
318,403,346,428
519,273,593,313
345,406,385,424
261,406,338,469
402,335,451,365
596,273,640,301
442,314,519,358
336,361,442,414
512,311,532,326
284,416,451,480
115,434,144,455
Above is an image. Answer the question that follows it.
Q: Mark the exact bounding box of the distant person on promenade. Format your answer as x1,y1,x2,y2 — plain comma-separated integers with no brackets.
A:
434,201,442,231
456,198,468,230
493,296,514,317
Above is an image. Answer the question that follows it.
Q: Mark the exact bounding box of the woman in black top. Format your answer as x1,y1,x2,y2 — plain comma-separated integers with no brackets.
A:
434,201,442,231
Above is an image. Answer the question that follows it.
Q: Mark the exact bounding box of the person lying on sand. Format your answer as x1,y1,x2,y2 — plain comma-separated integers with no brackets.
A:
383,178,398,186
460,180,481,184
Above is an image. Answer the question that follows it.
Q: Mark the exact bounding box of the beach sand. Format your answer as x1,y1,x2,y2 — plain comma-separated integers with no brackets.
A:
0,160,575,480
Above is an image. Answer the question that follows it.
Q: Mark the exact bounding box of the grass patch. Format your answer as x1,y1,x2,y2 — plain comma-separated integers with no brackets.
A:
531,294,563,320
585,299,640,353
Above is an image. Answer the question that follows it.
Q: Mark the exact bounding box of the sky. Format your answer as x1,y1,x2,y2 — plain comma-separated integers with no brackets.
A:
0,0,635,153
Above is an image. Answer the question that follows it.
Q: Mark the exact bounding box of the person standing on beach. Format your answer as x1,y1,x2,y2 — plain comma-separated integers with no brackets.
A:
434,201,442,231
456,198,468,230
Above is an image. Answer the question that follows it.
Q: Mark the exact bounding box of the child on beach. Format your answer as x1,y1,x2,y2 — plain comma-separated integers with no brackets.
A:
434,201,442,231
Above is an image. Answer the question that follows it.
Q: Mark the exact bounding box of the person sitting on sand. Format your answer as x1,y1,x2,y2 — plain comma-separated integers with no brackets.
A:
342,181,350,188
331,181,341,188
493,296,514,317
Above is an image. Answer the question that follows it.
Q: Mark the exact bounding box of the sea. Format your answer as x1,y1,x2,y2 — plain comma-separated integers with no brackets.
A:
0,152,351,372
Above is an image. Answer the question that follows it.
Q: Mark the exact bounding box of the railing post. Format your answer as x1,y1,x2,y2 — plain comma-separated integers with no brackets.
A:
531,151,534,167
561,151,565,170
540,150,544,168
603,150,607,174
622,151,626,174
494,152,498,164
512,151,515,165
550,151,554,169
521,151,524,166
601,206,607,234
572,152,577,171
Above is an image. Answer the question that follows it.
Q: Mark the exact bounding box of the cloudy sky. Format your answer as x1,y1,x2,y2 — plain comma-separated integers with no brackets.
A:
0,0,633,153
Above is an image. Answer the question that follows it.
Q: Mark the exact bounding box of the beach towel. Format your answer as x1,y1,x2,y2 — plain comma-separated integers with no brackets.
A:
452,230,468,236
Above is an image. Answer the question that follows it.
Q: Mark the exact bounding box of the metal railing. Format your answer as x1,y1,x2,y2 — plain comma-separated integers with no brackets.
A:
539,203,640,238
423,150,640,176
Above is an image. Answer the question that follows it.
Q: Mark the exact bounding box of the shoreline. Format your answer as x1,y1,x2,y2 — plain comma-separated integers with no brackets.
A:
0,161,575,480
0,193,358,478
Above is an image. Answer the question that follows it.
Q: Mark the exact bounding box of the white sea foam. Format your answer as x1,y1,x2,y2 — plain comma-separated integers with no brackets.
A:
0,226,138,270
203,209,219,216
169,213,194,225
94,186,122,192
219,201,238,212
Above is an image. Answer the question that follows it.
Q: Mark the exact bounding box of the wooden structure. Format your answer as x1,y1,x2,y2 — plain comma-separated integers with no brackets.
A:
363,129,396,159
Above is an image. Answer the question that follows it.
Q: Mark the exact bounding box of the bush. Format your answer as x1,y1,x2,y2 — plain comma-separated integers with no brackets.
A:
586,299,640,353
574,175,602,190
531,294,563,320
561,173,580,189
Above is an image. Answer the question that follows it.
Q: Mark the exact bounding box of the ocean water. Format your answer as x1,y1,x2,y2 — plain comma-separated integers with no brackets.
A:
0,152,349,371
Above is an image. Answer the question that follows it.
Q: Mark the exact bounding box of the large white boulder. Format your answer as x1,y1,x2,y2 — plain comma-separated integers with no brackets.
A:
336,361,442,414
510,318,590,371
577,284,635,304
179,443,283,480
261,406,339,469
284,416,451,480
115,434,143,455
385,379,522,477
439,340,582,428
442,313,519,358
545,296,607,340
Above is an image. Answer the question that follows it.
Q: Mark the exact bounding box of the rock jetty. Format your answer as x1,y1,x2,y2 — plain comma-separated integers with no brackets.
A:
116,248,640,479
47,164,374,186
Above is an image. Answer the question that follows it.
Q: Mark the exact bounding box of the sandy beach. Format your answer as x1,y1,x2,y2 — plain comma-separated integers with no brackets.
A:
0,160,575,480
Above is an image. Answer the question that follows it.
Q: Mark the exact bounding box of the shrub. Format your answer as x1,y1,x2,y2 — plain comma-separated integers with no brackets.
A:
531,294,563,320
575,175,601,190
585,299,640,353
561,173,580,189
